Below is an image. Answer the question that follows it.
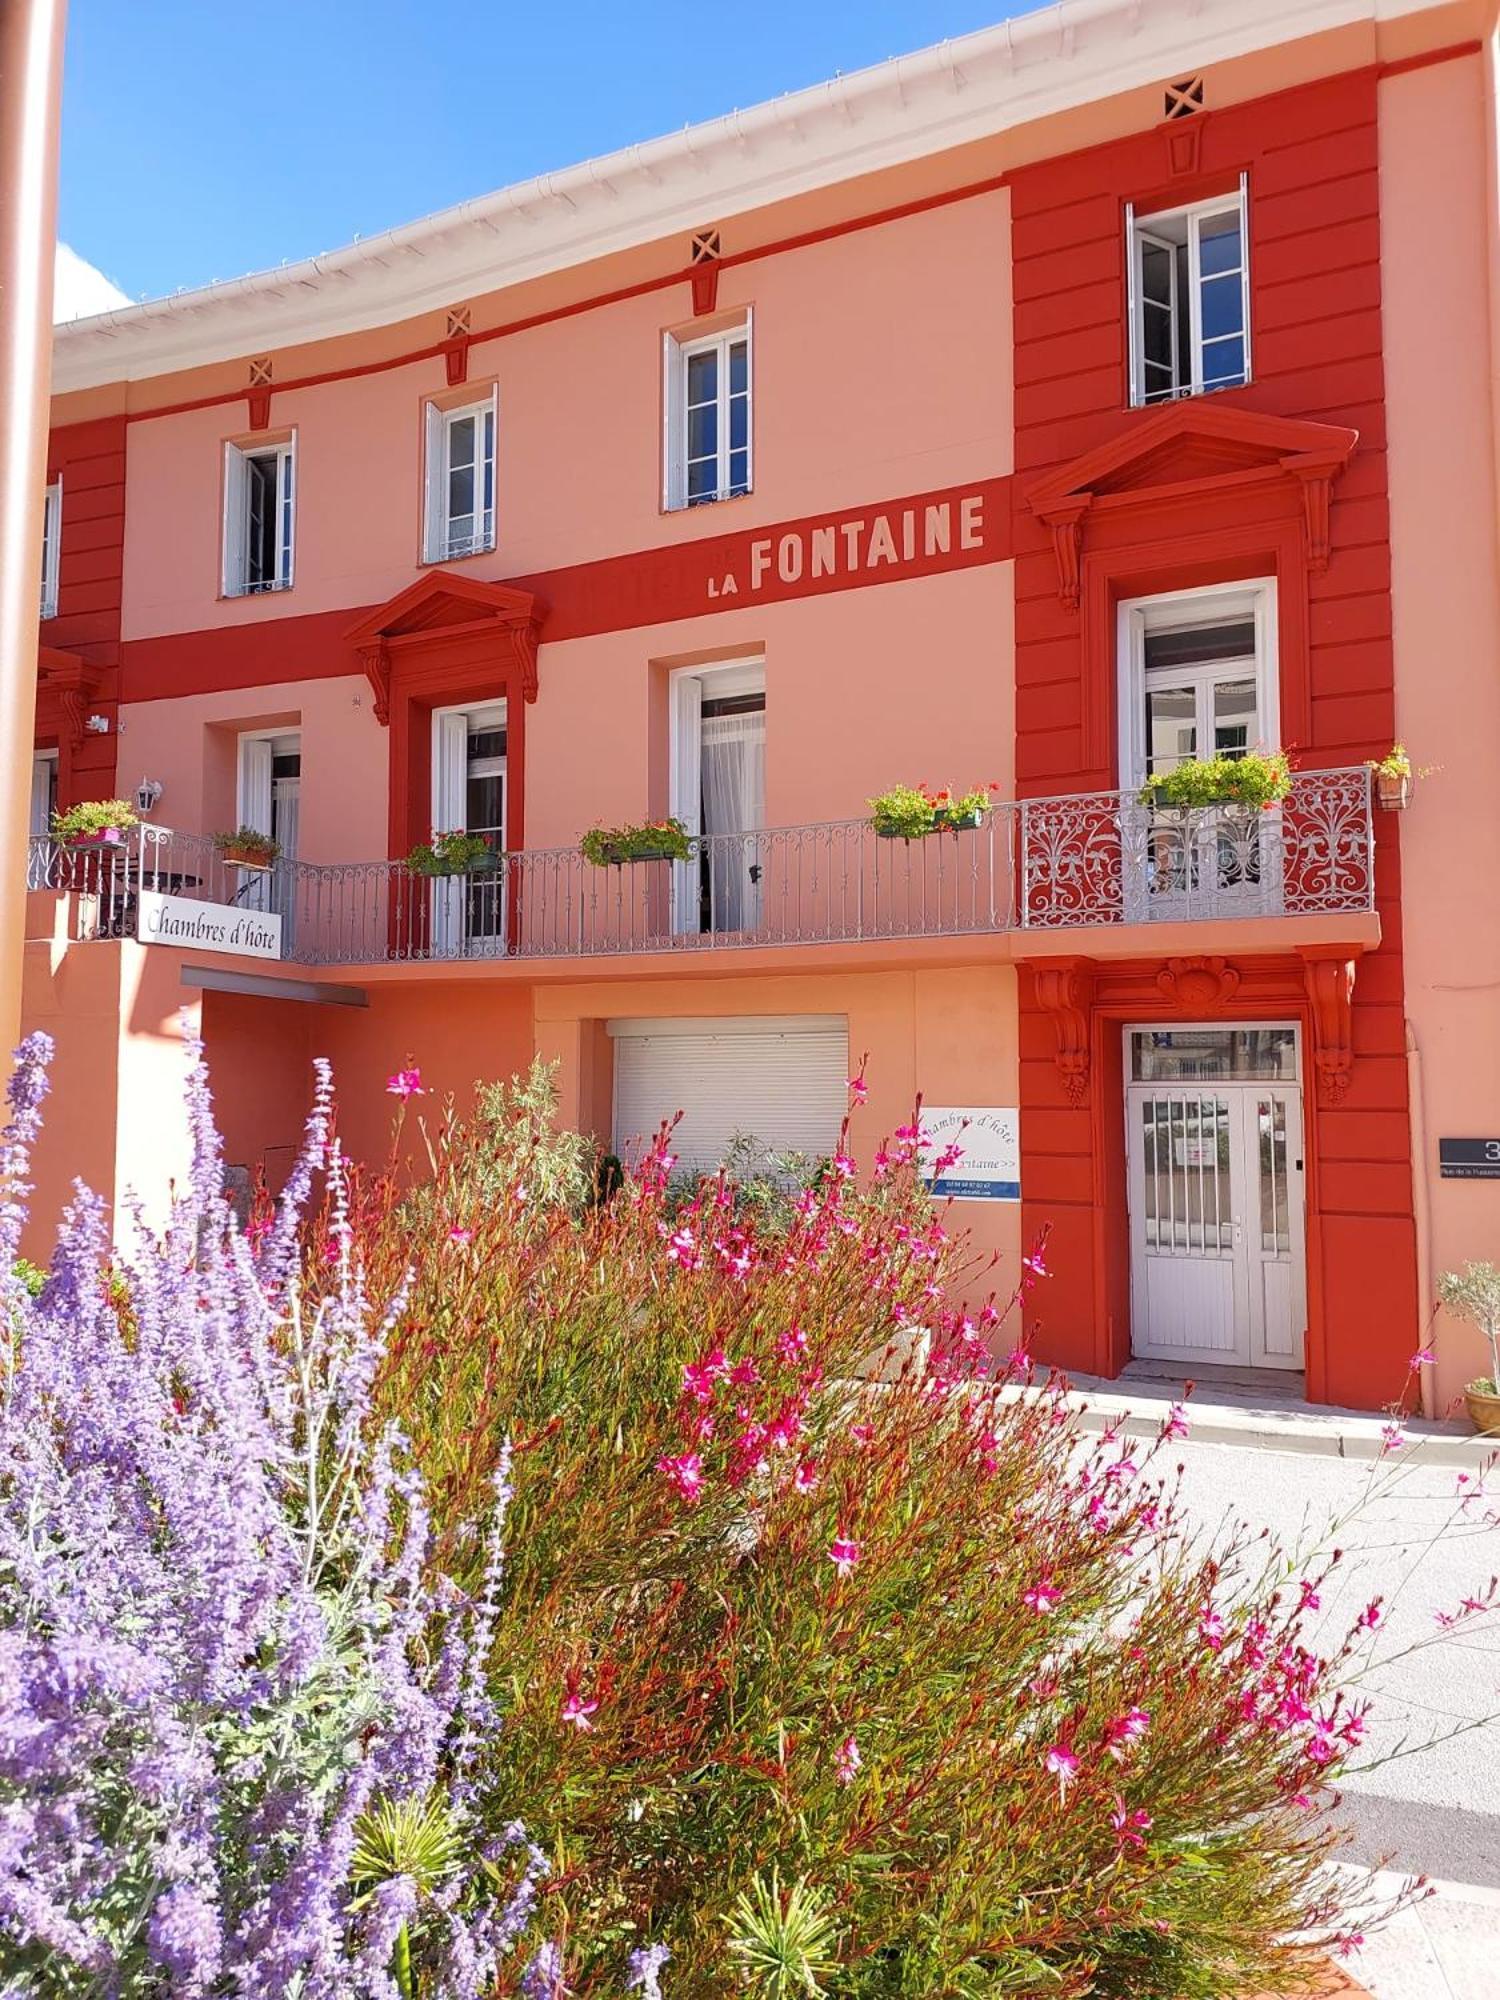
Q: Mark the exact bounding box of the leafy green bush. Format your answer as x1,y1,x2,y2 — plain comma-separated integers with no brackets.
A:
347,1080,1397,1996
1139,750,1291,812
214,823,281,864
406,829,500,877
50,798,138,842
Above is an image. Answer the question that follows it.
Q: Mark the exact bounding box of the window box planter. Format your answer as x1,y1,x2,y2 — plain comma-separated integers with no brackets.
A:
1369,747,1413,813
406,832,501,879
871,784,996,841
50,800,139,849
1138,750,1291,814
215,826,281,872
932,806,987,833
580,820,692,868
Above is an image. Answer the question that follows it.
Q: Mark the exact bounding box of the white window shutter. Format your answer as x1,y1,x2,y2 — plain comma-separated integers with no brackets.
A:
434,712,469,833
222,444,248,596
423,403,445,561
662,334,683,511
670,672,703,934
1238,172,1253,384
237,736,274,836
1124,203,1141,408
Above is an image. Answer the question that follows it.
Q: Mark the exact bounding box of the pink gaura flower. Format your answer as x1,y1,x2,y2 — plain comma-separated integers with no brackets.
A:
1022,1576,1063,1616
1358,1598,1384,1631
730,1357,760,1389
793,1458,819,1494
386,1066,424,1099
1110,1798,1153,1849
1380,1422,1408,1456
847,1076,869,1104
1305,1729,1339,1767
776,1324,808,1363
448,1226,473,1244
1162,1403,1190,1442
835,1734,862,1785
1106,1707,1150,1757
1023,1251,1050,1280
1410,1345,1435,1368
666,1227,701,1272
849,1422,875,1448
1199,1609,1227,1652
682,1349,729,1404
828,1534,861,1578
562,1689,599,1732
657,1452,704,1504
1298,1581,1321,1613
1044,1740,1080,1792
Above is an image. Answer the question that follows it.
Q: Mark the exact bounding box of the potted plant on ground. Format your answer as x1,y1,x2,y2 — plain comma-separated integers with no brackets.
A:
1369,743,1413,811
214,825,281,870
406,830,502,878
580,819,692,866
1138,748,1292,813
50,799,138,848
1437,1261,1500,1434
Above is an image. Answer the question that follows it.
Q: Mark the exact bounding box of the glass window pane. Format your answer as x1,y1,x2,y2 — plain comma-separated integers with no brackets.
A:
1140,238,1173,308
729,394,748,452
1201,334,1246,387
1144,684,1196,774
688,404,717,460
1198,210,1242,277
447,415,475,472
728,339,748,395
687,459,717,503
448,464,475,520
1199,272,1243,340
728,448,749,495
686,349,716,403
1144,620,1255,671
1132,1029,1297,1082
1212,677,1258,757
1143,298,1175,376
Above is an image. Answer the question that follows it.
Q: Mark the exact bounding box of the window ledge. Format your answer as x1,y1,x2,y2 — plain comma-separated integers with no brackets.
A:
662,488,756,519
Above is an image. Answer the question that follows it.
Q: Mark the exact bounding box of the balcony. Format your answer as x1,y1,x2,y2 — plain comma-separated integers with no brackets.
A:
25,768,1375,971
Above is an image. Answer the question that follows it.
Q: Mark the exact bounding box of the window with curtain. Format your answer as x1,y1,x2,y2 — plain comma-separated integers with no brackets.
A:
699,694,765,933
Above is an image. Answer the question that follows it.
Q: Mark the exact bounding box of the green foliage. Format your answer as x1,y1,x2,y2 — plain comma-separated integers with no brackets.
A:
869,783,996,839
406,829,500,877
1139,750,1291,812
11,1257,47,1299
214,824,281,863
1368,743,1412,782
50,799,138,842
1439,1259,1500,1390
579,818,692,865
726,1872,840,1998
346,1074,1382,1997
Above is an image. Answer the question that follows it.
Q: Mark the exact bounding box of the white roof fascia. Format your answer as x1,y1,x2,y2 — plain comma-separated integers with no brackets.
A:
52,0,1452,394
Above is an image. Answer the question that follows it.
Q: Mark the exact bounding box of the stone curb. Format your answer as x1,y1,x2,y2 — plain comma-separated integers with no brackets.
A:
999,1380,1498,1469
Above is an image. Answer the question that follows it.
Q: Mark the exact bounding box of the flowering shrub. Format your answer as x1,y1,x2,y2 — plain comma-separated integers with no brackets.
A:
579,819,691,866
406,829,500,877
352,1074,1408,1996
0,1038,546,1996
1139,749,1292,813
48,798,138,844
869,782,996,839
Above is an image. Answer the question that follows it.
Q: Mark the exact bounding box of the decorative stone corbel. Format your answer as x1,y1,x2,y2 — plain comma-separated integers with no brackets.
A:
1155,955,1241,1009
513,616,541,703
1284,451,1344,574
1034,494,1091,610
1033,958,1095,1106
1298,947,1359,1106
358,640,392,727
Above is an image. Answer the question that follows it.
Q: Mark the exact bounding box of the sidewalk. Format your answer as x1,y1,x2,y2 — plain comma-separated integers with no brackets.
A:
1333,1872,1500,1998
1016,1364,1497,1469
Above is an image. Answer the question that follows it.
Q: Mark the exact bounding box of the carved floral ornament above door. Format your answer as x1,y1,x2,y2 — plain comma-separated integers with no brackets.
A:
1025,403,1358,611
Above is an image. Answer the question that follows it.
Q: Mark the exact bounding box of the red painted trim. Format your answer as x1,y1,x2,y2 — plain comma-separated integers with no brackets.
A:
1377,39,1480,81
121,474,1015,704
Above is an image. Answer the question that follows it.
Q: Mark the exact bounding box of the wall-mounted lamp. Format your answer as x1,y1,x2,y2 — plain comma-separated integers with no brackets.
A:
134,777,164,816
85,713,110,735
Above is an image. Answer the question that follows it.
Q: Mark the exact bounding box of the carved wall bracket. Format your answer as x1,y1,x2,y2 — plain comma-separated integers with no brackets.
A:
1299,947,1359,1105
358,640,392,727
1034,959,1095,1105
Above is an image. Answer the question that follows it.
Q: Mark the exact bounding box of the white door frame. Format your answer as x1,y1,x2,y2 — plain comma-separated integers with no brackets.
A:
668,656,765,935
235,728,299,918
1123,1022,1306,1371
430,699,506,956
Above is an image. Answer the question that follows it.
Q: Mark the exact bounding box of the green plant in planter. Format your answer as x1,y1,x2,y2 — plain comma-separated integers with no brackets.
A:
50,799,138,845
869,785,934,841
406,830,500,878
931,785,995,831
1438,1261,1500,1431
1369,743,1412,784
580,818,691,866
1139,749,1291,812
214,825,281,868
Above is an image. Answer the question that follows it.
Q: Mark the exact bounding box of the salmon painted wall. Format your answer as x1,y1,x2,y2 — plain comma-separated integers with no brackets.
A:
1007,65,1420,1408
1381,51,1500,1411
119,192,1012,644
37,416,126,805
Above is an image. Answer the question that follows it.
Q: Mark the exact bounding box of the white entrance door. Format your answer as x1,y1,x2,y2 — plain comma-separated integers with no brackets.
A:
1125,1027,1305,1369
236,731,300,940
431,704,506,957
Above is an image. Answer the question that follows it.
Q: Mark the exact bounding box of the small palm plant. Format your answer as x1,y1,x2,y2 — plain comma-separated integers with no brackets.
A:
726,1872,840,1998
349,1794,465,1998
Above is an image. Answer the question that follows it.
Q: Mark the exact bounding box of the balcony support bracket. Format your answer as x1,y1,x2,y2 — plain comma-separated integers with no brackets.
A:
1034,956,1095,1106
1298,944,1362,1106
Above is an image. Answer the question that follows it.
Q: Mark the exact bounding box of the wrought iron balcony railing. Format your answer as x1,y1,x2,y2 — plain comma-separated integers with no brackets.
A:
25,767,1373,968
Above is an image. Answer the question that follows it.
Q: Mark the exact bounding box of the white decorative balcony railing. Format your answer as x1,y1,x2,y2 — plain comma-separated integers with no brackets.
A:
25,768,1374,968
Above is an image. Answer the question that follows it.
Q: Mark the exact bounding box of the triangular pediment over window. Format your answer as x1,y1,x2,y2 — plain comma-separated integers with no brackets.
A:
346,570,545,723
1027,403,1358,607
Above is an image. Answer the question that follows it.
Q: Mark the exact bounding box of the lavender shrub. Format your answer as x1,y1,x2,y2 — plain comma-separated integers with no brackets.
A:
0,1034,539,1997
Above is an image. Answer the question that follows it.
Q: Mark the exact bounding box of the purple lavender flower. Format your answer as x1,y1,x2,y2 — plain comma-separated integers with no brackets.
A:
0,1035,539,1995
625,1940,672,1995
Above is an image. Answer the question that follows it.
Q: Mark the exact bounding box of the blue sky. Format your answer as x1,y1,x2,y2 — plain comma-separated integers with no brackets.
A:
60,0,1045,305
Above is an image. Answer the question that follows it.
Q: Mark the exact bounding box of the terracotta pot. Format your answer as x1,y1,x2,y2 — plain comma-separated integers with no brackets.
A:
222,845,275,870
1375,771,1410,811
1464,1383,1500,1435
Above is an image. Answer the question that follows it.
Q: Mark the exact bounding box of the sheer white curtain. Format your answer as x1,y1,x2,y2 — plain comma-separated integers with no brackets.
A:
701,711,765,932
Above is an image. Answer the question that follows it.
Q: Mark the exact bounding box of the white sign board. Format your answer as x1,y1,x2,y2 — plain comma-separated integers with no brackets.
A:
918,1107,1020,1201
137,891,283,961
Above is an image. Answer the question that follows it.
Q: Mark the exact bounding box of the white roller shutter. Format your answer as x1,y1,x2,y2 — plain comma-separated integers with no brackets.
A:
610,1015,848,1171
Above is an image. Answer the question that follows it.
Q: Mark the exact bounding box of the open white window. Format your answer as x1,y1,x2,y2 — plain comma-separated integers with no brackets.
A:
663,313,751,511
424,390,497,561
39,479,61,620
222,438,295,596
1126,180,1250,406
236,729,301,927
29,751,57,839
670,658,766,935
430,702,507,954
1118,581,1280,917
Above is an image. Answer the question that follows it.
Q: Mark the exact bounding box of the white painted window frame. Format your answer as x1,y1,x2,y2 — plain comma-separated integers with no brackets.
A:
1125,177,1250,408
1116,577,1279,788
429,699,508,956
30,749,58,839
235,727,301,841
662,310,753,512
222,437,296,597
423,388,498,562
39,479,61,620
